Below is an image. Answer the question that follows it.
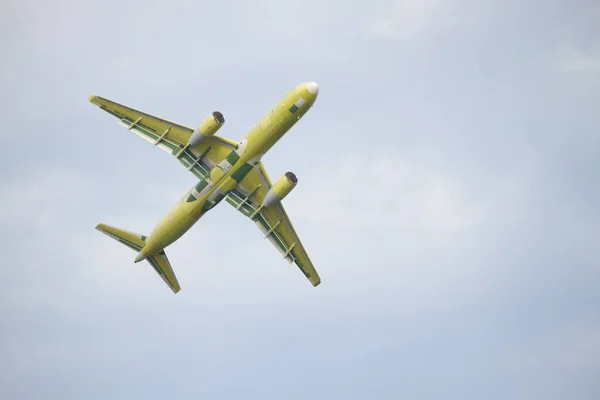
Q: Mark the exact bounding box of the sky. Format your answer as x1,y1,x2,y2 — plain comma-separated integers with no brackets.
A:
1,0,599,398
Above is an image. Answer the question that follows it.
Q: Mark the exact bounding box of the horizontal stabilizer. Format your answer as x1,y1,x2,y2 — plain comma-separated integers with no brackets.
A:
95,223,181,293
96,223,146,251
147,251,181,293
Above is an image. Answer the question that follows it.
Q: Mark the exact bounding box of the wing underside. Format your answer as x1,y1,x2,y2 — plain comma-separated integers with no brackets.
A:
90,95,236,182
225,164,321,286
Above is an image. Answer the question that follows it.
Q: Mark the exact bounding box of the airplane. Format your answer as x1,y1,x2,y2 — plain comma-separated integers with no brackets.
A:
90,82,321,293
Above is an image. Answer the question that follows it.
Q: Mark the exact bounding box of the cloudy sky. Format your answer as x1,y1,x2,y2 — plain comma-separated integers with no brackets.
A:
1,0,599,398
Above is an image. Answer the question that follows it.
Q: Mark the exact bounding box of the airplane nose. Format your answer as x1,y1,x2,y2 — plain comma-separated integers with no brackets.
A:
306,81,319,95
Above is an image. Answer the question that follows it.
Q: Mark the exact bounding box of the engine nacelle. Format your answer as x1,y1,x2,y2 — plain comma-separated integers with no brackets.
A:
189,111,225,146
263,172,298,207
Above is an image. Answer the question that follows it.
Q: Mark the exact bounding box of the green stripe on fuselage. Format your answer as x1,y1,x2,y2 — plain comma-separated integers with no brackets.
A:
225,150,240,166
213,193,226,205
195,180,208,192
201,200,213,213
230,163,254,183
186,180,209,203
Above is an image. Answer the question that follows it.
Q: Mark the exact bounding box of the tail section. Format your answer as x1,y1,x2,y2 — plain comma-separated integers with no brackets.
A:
145,250,181,293
95,223,181,293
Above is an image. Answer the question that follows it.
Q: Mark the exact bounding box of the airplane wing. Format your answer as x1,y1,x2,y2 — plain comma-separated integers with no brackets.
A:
225,163,321,287
89,95,237,180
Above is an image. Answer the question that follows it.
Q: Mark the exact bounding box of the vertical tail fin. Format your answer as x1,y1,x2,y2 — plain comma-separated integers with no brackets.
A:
95,223,181,293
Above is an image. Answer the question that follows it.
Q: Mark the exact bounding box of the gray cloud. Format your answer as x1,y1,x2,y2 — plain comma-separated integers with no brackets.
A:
1,0,599,399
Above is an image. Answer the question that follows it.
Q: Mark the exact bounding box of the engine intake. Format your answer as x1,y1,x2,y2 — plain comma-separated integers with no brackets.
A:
189,111,225,146
263,172,298,207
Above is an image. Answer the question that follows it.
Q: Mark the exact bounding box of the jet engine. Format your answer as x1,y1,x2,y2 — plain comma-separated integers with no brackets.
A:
189,111,225,146
263,172,298,207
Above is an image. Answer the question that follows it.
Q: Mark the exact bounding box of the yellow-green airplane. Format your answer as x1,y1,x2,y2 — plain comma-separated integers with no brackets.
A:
90,82,321,293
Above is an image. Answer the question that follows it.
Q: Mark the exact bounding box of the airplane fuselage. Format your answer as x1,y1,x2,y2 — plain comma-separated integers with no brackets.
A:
134,82,319,262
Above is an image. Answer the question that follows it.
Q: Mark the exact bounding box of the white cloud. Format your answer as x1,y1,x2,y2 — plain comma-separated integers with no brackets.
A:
367,0,491,40
555,5,600,74
506,320,600,391
0,166,89,230
369,0,443,40
558,44,600,73
3,1,600,397
286,151,481,233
